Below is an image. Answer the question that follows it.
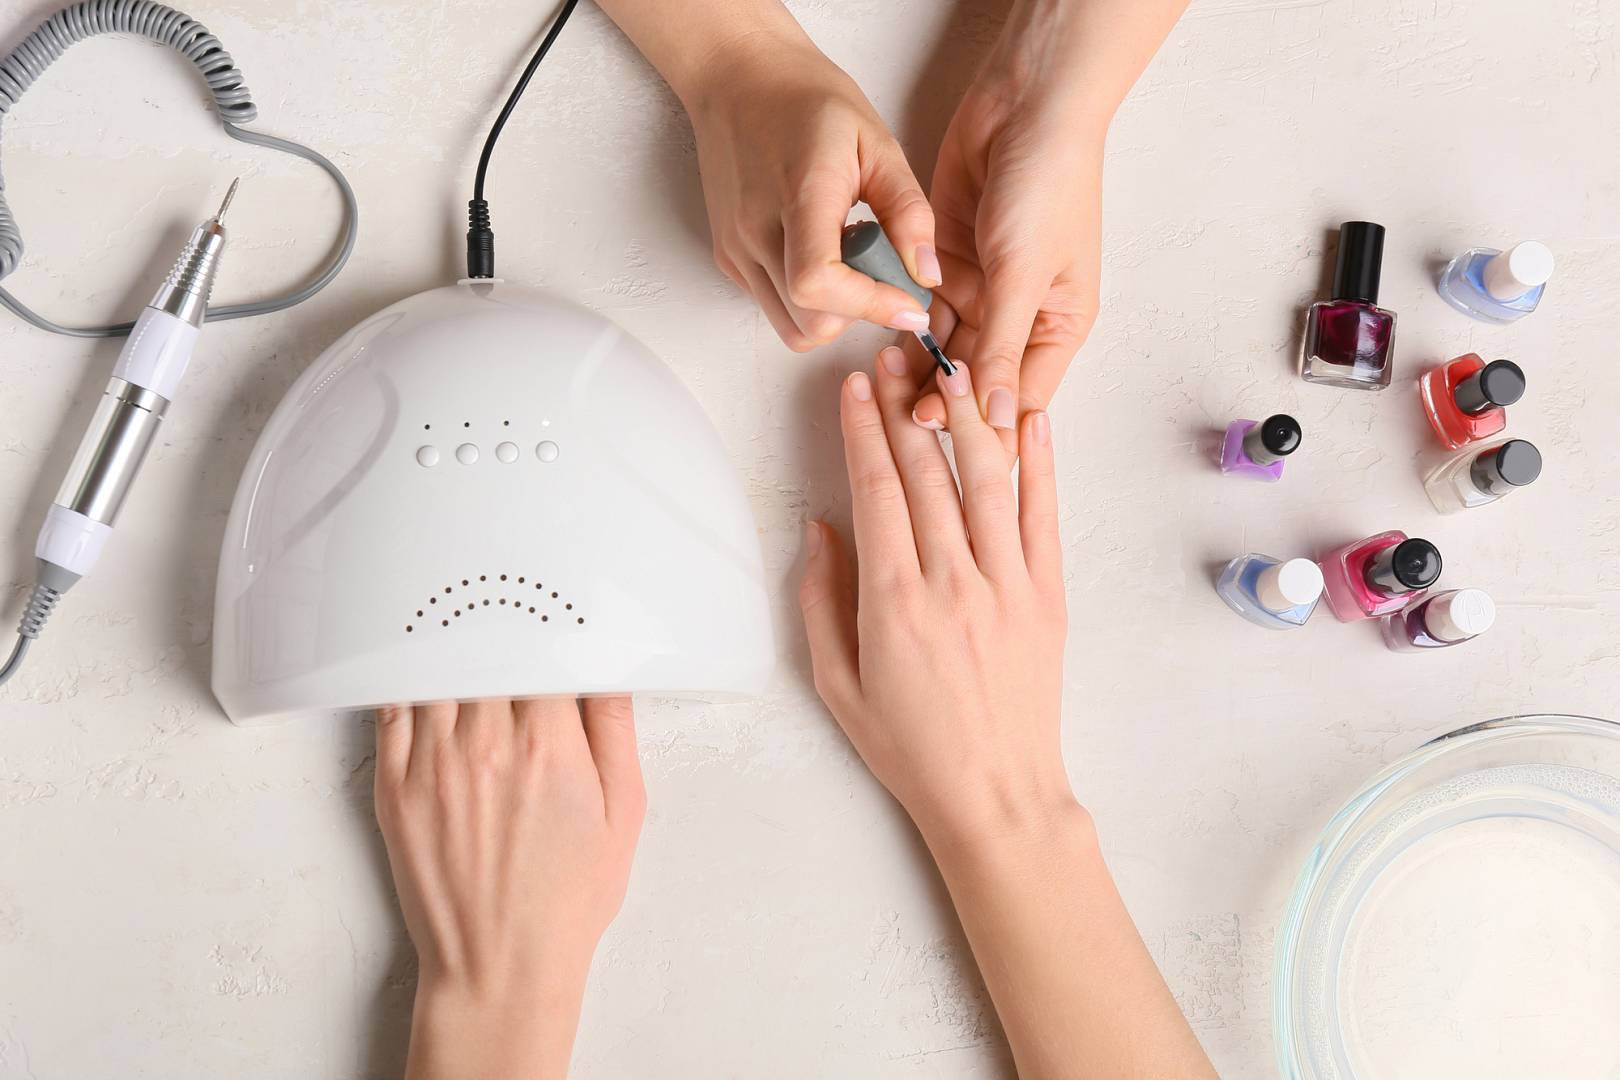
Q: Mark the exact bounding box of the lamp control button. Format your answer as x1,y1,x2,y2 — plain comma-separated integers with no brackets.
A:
536,440,560,463
416,445,440,467
456,443,479,465
496,441,520,464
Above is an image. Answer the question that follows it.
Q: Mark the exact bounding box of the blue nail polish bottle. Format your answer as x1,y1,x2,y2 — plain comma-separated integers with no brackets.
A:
1216,554,1324,630
1437,241,1554,323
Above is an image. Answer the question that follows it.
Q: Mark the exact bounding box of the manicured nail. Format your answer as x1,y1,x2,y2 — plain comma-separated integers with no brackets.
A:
888,310,930,333
940,362,970,398
987,388,1016,430
879,346,908,378
848,371,873,402
911,409,944,431
1031,410,1051,446
914,244,942,288
804,521,823,558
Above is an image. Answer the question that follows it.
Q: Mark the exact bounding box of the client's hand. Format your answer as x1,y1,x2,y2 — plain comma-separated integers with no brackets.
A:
799,346,1070,840
374,698,645,1080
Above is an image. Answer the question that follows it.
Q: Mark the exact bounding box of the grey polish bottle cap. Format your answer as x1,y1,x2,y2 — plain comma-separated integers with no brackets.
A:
1470,439,1543,495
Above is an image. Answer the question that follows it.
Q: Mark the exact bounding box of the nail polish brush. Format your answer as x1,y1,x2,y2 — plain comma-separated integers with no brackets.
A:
840,221,956,376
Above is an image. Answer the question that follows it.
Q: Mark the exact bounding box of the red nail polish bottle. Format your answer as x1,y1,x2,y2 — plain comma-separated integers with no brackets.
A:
1418,354,1526,450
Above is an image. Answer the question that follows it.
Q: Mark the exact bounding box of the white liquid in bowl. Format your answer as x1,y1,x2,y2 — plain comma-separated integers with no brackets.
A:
1338,766,1620,1079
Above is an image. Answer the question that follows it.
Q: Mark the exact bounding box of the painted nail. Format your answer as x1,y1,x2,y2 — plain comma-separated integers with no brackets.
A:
848,371,873,402
941,363,971,398
879,346,908,378
911,409,944,431
804,521,823,558
888,310,930,333
915,245,942,288
987,388,1016,430
1031,410,1051,446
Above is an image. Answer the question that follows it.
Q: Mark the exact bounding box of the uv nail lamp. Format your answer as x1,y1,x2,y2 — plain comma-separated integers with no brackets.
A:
211,281,775,724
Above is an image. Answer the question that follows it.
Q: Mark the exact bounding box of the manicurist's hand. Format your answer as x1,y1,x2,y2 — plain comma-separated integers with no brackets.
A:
596,0,937,351
910,0,1190,449
801,347,1216,1079
374,698,645,1080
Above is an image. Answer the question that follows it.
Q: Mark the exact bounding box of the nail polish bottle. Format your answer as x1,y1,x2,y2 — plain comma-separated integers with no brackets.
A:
1216,554,1324,630
1301,221,1397,390
1320,531,1442,622
1381,588,1497,652
1220,414,1301,481
1424,438,1543,513
1437,241,1554,324
1418,355,1526,450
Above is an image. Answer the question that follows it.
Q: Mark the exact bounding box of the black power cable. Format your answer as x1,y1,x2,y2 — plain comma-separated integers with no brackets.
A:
466,0,581,279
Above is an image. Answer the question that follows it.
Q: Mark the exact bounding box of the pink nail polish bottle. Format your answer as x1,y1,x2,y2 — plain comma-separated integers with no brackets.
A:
1319,531,1443,622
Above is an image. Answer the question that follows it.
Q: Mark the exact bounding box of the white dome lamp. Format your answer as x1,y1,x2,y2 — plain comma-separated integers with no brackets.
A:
212,282,774,725
210,7,773,724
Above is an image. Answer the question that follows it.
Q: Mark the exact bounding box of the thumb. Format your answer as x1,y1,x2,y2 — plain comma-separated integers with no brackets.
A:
860,135,940,288
973,267,1046,432
798,521,859,714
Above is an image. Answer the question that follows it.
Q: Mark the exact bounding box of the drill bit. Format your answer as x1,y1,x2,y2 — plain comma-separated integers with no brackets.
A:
213,177,241,224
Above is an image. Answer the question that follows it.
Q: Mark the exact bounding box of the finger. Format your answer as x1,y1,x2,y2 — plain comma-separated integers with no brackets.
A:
973,268,1049,433
407,700,459,779
841,370,921,583
1018,410,1062,587
798,520,860,711
936,363,1025,580
375,705,414,786
514,696,592,767
782,178,930,331
740,261,814,352
871,345,969,572
581,696,645,827
859,134,940,288
760,255,854,348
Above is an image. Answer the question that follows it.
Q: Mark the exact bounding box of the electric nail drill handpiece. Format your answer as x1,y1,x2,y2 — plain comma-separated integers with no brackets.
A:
840,220,956,376
0,180,238,687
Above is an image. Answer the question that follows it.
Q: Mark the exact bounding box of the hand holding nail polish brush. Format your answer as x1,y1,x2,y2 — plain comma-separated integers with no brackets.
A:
841,220,956,377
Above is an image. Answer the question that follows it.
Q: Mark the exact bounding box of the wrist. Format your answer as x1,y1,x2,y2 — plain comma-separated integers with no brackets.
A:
406,958,593,1080
921,792,1098,886
908,773,1088,860
664,17,820,116
982,0,1128,130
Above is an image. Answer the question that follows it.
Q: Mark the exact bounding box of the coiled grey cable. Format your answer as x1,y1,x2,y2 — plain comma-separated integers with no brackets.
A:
0,0,357,339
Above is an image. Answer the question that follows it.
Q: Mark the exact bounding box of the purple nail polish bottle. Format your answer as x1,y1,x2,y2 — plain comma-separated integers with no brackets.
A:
1220,414,1301,482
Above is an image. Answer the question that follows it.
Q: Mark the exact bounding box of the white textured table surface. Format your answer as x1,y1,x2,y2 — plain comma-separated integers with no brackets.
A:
2,1,1618,1076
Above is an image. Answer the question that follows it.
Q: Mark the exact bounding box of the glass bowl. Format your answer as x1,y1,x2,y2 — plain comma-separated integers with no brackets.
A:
1275,714,1620,1079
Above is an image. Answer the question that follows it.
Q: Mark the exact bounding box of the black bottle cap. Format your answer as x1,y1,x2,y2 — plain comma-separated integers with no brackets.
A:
1330,221,1386,305
1453,359,1526,416
1470,439,1543,495
1242,414,1303,466
1364,537,1442,596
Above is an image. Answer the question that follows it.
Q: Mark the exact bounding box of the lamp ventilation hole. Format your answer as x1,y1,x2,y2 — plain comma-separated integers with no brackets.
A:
407,575,586,635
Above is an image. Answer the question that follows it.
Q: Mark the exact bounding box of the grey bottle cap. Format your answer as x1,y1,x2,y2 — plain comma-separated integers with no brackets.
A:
1453,359,1525,416
1242,414,1302,466
840,221,932,310
1469,439,1542,495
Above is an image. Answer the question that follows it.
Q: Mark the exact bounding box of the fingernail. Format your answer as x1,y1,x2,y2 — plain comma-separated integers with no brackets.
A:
914,244,942,288
987,388,1016,430
848,371,873,402
1031,410,1051,446
879,346,908,378
940,363,970,398
804,521,823,558
911,409,944,431
888,310,930,333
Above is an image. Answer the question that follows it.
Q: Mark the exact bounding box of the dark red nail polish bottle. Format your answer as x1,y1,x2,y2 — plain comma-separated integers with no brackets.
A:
1300,221,1397,390
1418,354,1525,449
